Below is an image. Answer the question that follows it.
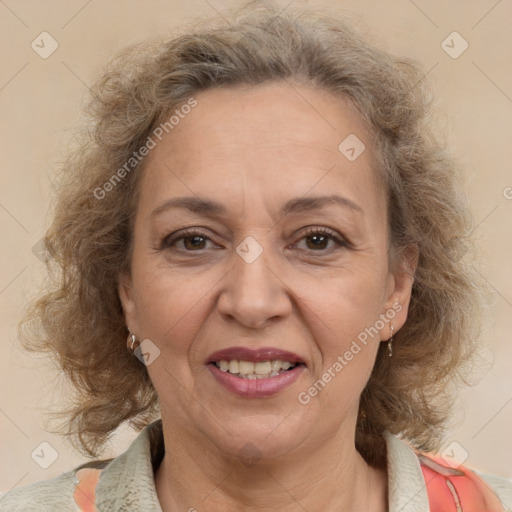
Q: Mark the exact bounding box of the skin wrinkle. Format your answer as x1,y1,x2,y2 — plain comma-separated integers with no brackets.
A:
15,7,484,504
118,82,416,511
148,207,364,260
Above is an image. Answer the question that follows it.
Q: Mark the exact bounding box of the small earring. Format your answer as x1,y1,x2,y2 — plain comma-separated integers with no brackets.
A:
388,325,394,357
127,331,139,352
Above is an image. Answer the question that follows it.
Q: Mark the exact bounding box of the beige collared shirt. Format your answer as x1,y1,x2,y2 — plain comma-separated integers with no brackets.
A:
1,419,511,511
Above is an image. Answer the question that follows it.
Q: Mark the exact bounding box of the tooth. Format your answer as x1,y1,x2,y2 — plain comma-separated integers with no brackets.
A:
239,361,255,374
271,360,281,372
255,373,270,379
254,361,272,375
220,359,299,377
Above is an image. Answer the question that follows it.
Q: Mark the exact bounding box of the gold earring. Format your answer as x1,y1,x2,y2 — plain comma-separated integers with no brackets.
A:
127,331,139,352
388,325,394,357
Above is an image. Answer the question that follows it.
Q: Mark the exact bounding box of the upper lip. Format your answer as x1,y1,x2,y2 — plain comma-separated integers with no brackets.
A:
207,346,306,365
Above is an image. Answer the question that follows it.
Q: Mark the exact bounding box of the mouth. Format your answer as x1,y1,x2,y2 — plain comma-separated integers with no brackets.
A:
210,359,306,379
206,347,307,397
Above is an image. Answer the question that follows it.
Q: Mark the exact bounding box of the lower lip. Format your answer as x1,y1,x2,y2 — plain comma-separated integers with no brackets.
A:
208,363,305,398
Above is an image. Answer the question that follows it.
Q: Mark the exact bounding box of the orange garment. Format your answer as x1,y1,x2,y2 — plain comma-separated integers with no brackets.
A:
419,453,505,511
73,468,101,512
72,454,505,511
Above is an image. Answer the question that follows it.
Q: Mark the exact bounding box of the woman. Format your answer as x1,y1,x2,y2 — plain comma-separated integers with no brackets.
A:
1,1,510,510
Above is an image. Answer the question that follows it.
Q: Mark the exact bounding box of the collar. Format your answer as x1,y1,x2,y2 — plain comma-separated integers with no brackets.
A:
92,419,430,511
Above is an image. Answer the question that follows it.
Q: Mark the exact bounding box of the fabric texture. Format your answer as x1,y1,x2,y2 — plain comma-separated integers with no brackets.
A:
419,453,507,511
1,419,511,511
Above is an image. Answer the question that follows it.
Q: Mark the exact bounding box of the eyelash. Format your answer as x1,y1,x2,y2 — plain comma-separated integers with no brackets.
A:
161,227,347,254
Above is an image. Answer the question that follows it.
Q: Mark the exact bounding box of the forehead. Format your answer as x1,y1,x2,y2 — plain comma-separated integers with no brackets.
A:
138,81,385,220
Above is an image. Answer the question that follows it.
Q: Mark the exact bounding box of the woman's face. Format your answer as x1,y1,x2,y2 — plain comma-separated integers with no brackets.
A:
119,82,415,463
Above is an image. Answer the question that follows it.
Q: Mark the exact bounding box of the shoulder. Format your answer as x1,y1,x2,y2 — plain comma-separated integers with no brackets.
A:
476,470,512,511
418,453,512,511
0,421,162,512
0,459,111,512
384,432,512,512
0,469,77,511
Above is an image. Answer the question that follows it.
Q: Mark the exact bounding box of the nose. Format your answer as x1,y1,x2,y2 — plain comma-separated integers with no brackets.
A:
217,240,292,329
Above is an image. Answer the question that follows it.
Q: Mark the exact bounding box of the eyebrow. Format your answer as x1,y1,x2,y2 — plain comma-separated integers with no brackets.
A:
151,194,363,218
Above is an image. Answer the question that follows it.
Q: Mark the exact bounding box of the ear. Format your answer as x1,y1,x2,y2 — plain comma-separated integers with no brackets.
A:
380,243,419,339
118,272,139,335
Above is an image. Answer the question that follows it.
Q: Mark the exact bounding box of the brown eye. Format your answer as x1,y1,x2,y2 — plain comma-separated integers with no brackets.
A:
293,228,346,252
161,230,215,251
305,233,330,250
182,235,207,250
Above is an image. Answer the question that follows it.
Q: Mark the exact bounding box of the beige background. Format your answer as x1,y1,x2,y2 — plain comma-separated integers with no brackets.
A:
1,0,511,493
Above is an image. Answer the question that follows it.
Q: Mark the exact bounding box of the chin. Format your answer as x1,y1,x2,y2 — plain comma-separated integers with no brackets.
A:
206,416,309,464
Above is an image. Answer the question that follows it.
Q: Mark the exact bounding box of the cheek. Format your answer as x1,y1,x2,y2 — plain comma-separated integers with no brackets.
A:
309,268,387,335
131,264,217,356
301,268,387,384
303,295,381,412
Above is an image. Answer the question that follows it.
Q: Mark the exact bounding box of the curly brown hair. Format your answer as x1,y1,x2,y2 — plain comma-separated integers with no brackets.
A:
19,0,484,467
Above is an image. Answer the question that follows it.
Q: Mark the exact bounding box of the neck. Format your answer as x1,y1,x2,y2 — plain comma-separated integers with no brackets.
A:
154,414,388,511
